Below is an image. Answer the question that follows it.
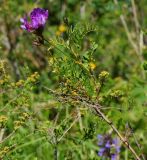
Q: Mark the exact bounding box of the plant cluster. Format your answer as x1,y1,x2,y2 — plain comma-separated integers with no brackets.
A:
0,0,147,160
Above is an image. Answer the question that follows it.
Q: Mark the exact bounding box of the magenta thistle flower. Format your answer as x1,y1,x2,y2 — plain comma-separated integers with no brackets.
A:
97,134,120,160
20,8,48,34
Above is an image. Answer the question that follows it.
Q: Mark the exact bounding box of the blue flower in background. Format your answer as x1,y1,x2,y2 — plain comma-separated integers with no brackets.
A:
97,134,120,160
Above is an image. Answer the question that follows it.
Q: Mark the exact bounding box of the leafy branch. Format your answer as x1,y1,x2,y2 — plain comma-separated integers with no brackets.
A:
44,87,141,160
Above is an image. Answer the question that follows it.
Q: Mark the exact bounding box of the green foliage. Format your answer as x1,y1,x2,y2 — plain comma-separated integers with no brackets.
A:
0,0,147,160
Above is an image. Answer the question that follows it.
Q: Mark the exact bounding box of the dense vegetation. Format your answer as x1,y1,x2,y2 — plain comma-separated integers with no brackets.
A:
0,0,147,159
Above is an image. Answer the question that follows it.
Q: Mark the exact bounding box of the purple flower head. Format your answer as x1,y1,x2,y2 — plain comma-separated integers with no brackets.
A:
97,134,120,160
20,8,48,34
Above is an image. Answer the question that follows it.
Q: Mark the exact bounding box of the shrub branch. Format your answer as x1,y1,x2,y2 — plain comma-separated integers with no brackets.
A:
44,87,141,160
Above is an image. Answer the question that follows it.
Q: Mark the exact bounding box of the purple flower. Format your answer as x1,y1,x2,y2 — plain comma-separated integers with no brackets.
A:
97,134,120,160
20,8,48,34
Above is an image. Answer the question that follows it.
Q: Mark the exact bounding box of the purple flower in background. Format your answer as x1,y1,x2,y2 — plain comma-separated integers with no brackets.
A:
97,134,120,160
20,8,48,34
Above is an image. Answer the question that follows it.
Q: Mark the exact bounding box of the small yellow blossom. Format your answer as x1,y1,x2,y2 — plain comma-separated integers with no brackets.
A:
59,24,67,32
72,90,78,96
48,57,54,65
19,112,29,120
99,71,109,81
89,62,96,70
27,72,39,83
0,60,6,71
0,115,8,123
3,147,9,153
11,82,15,87
0,75,10,85
0,146,10,158
110,90,123,98
15,80,24,87
22,112,29,118
14,120,24,130
56,24,67,36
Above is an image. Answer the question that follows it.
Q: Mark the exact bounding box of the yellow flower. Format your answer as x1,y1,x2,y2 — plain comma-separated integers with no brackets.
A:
72,90,78,96
14,120,24,130
0,115,8,123
0,146,10,158
56,24,67,36
99,71,109,81
22,112,29,118
15,80,24,87
89,62,96,70
27,72,39,83
3,147,9,152
110,90,123,98
59,24,66,33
